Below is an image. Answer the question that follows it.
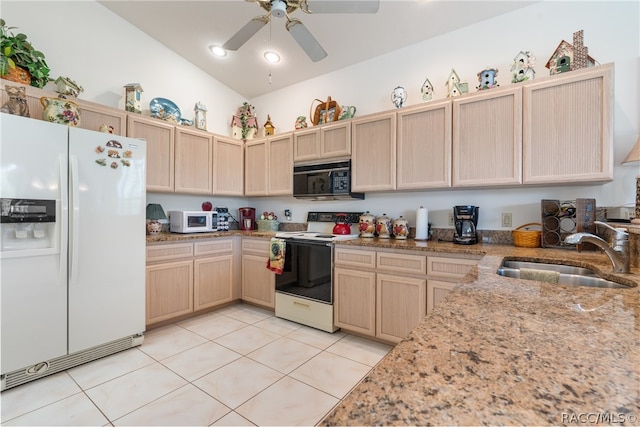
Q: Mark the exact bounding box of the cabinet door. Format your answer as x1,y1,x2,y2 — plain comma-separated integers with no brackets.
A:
293,128,321,162
76,100,128,136
452,87,522,187
376,274,426,343
146,260,193,325
194,255,234,311
268,133,293,195
397,100,452,189
321,121,351,158
427,280,457,315
523,64,613,184
128,115,175,192
175,127,213,194
351,112,396,191
244,139,268,196
333,267,376,337
241,253,275,308
213,136,244,195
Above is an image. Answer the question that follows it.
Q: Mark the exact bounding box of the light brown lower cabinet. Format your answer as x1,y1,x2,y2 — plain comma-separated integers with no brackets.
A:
376,273,426,343
241,238,275,309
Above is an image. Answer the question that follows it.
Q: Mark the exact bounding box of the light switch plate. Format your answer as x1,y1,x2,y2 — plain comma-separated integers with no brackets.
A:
502,212,512,228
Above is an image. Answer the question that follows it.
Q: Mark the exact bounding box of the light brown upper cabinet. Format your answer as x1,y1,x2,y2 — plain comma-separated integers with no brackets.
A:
75,99,128,136
127,115,175,192
293,121,351,163
522,63,613,184
351,111,397,192
213,136,244,196
245,133,293,196
174,127,213,194
396,100,452,189
452,86,523,187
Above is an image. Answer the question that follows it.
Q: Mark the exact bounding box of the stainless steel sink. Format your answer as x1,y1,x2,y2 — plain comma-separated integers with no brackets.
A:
496,260,632,289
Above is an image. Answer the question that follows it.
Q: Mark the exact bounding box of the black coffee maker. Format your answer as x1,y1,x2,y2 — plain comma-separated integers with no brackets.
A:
453,205,479,245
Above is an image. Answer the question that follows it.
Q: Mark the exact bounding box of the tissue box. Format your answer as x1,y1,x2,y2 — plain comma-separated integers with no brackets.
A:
257,220,280,232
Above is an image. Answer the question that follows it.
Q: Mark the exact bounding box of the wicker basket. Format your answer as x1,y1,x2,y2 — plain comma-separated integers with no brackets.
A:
257,220,280,232
512,223,542,248
310,96,342,126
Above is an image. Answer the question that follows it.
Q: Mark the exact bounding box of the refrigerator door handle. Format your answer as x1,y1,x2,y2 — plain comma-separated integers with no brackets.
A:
59,154,69,285
69,155,79,286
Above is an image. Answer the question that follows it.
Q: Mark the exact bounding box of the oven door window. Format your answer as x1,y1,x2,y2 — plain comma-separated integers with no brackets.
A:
275,240,333,304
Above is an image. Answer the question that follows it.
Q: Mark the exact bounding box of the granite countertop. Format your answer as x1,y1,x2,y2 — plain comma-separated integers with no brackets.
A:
322,240,640,425
146,230,276,243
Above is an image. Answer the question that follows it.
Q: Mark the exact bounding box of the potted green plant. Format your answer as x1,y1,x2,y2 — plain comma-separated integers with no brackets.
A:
0,18,51,88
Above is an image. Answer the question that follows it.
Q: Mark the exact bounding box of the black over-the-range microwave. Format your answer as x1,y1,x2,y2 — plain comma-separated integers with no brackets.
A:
293,160,364,200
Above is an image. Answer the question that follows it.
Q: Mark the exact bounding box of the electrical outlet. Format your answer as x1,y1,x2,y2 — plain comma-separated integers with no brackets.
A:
284,209,292,221
448,212,454,226
501,212,512,228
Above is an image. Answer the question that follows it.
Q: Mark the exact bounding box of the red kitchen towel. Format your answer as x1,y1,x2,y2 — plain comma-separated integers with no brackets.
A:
266,238,285,275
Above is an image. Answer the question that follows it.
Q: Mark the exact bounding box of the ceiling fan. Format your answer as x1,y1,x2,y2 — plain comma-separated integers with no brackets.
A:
222,0,380,62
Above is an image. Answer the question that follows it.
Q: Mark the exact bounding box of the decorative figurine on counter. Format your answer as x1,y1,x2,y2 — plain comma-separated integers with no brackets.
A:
54,76,83,98
391,86,407,108
194,101,207,131
263,114,275,136
231,102,258,140
295,115,308,129
545,30,596,75
445,69,468,98
124,83,143,114
0,85,29,117
421,78,434,102
511,51,536,83
476,67,499,91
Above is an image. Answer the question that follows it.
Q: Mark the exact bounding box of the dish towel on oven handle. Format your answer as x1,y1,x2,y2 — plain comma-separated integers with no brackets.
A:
266,238,285,274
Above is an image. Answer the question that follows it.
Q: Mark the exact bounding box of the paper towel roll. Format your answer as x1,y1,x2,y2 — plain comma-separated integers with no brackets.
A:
415,206,428,240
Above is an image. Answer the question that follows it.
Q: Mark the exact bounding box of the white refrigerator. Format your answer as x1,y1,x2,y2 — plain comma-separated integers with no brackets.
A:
1,113,146,390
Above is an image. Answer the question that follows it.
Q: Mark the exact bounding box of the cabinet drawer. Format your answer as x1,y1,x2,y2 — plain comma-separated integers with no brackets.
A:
427,256,478,279
195,238,234,256
242,238,269,255
334,247,376,269
146,242,194,263
376,252,426,275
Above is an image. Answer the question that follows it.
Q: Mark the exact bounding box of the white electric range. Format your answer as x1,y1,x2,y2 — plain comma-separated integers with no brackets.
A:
275,212,361,241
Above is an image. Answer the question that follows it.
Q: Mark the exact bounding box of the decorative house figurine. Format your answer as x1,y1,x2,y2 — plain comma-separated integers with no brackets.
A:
54,76,83,98
476,67,499,91
124,83,143,114
445,69,468,98
511,51,536,83
545,30,596,75
421,78,434,102
194,102,207,131
295,116,308,129
263,114,275,136
231,102,258,140
391,86,407,108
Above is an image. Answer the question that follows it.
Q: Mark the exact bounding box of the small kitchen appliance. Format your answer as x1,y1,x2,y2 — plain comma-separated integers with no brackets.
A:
168,210,216,233
453,205,479,245
239,207,256,230
274,211,362,332
293,160,364,200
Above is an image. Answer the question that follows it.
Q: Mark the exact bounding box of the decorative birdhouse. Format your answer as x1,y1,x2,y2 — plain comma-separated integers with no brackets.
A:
54,76,83,98
124,83,143,114
421,78,434,102
263,114,275,136
231,102,258,140
445,69,468,98
511,51,536,83
194,102,207,131
545,30,596,75
476,67,499,91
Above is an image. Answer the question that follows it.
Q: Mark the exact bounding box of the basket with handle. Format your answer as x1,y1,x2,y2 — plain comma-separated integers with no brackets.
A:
512,223,542,248
310,96,342,126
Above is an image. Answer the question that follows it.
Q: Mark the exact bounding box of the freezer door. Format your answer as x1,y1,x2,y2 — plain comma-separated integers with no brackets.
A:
0,113,68,373
68,127,146,353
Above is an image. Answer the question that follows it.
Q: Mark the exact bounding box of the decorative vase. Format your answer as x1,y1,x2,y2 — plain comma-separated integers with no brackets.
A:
40,97,80,126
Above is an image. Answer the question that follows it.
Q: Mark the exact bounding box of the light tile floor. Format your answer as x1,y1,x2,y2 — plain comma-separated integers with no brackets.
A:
0,303,393,426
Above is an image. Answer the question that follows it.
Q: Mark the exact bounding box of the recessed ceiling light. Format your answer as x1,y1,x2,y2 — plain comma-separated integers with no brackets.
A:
209,45,227,57
264,50,281,63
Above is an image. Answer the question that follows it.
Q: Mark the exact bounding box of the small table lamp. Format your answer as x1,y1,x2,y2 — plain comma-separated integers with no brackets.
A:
622,136,640,224
146,203,167,234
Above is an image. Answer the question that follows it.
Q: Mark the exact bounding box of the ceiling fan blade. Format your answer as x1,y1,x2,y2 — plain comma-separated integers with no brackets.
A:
222,15,269,50
303,0,380,14
286,18,327,62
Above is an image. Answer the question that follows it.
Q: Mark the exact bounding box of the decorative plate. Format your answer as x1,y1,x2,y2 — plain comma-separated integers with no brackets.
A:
150,97,182,124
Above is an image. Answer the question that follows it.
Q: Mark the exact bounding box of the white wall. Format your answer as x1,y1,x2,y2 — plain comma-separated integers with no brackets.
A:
3,1,638,230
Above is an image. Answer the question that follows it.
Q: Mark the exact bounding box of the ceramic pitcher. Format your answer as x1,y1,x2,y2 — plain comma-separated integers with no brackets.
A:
339,105,356,120
40,97,80,126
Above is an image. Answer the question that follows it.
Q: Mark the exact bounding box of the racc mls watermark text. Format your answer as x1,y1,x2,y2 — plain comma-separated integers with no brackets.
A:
562,412,638,424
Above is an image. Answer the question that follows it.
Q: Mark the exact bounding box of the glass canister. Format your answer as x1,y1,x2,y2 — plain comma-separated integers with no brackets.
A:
375,213,392,239
359,211,375,238
393,216,409,240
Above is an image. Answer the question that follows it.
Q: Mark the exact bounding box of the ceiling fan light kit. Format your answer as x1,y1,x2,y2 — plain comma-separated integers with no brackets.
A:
271,0,287,18
264,50,281,63
209,45,227,57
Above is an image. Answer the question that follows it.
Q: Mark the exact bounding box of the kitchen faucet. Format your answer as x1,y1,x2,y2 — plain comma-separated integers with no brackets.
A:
564,221,630,273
